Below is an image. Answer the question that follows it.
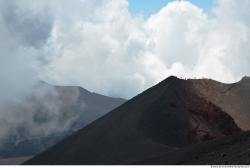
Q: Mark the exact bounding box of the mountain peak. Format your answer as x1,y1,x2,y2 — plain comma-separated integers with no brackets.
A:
240,76,250,83
157,76,184,87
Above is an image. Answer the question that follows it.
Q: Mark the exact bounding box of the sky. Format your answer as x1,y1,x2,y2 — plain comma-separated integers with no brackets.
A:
128,0,215,18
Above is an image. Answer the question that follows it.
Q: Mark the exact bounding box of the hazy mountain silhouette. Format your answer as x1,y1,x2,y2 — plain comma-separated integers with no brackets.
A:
0,82,125,160
25,76,250,165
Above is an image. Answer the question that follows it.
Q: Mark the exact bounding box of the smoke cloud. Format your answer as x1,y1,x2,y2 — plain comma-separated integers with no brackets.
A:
0,0,78,145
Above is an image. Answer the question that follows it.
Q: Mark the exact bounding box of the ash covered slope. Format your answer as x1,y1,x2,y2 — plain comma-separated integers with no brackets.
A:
181,131,250,165
134,131,250,165
25,76,241,165
0,82,125,159
191,77,250,130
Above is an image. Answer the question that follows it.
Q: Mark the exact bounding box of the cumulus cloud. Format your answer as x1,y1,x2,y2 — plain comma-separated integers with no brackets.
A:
1,0,249,99
0,0,250,144
37,0,250,99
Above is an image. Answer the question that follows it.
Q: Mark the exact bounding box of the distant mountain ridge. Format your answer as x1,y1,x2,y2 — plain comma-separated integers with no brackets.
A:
25,76,250,165
0,82,125,159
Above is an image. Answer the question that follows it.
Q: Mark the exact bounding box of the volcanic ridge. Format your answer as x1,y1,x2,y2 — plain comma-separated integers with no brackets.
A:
25,76,250,165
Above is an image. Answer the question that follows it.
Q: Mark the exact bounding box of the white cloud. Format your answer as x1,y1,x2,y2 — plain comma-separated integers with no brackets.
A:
0,0,250,108
38,0,250,99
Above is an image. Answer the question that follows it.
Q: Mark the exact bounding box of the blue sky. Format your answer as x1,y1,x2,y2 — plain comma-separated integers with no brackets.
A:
128,0,215,18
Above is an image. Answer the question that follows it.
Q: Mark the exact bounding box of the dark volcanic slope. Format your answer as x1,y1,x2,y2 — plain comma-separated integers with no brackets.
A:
25,76,243,165
0,82,125,159
181,131,250,165
136,131,250,165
